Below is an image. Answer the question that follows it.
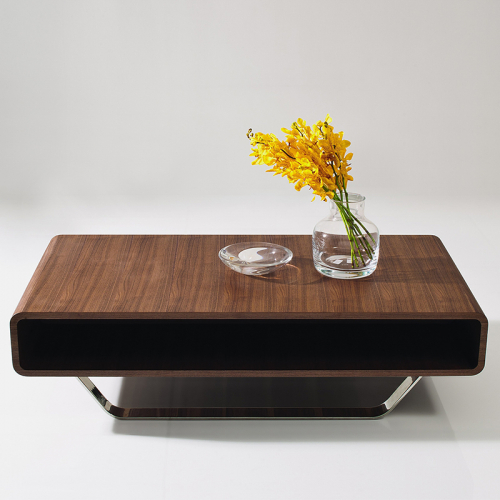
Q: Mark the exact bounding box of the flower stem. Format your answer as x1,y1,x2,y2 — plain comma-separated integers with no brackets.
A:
335,200,367,267
333,190,375,268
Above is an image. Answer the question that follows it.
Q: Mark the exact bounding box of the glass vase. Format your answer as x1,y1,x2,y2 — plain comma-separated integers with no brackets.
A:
312,193,380,279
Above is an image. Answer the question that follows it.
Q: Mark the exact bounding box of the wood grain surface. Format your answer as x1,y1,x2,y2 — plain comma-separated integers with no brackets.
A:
10,235,488,377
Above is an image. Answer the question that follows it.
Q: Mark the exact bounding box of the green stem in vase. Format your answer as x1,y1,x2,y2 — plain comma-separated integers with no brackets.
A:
332,186,375,268
347,210,376,243
337,202,360,267
336,200,366,267
351,223,373,259
341,207,374,258
338,195,378,267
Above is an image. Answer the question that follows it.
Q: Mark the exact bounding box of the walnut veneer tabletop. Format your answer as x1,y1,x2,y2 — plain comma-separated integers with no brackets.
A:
12,234,485,319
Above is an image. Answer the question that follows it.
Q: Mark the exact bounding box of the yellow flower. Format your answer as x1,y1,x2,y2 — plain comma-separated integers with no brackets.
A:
249,115,354,201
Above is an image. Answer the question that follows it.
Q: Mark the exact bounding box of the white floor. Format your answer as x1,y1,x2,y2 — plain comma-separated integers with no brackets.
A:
1,195,499,500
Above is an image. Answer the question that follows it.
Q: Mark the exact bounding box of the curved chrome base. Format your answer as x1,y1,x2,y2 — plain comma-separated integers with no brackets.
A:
78,376,422,420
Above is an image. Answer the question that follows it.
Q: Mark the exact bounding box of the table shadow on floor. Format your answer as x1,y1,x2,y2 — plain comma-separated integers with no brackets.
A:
114,376,429,410
112,376,452,442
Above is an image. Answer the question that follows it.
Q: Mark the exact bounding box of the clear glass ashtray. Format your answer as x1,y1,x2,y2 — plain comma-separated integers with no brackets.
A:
219,242,293,276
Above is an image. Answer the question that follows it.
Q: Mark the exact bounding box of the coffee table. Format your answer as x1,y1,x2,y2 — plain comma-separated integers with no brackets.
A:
10,235,487,419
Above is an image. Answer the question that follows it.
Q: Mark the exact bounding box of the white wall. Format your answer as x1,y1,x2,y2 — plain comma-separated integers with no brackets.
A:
1,0,499,205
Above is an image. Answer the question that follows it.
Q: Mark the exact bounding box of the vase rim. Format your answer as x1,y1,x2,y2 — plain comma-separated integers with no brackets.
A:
330,192,365,204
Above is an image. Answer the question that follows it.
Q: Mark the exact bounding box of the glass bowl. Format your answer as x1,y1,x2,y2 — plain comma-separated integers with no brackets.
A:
219,242,293,276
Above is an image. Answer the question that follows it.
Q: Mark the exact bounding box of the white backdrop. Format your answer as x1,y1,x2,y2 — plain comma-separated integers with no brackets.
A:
2,0,499,202
1,1,500,499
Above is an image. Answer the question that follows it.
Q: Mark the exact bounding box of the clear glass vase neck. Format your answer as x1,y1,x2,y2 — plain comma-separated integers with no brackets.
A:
330,192,365,217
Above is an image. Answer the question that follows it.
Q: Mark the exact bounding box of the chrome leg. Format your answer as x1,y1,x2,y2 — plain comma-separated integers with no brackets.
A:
78,376,422,420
